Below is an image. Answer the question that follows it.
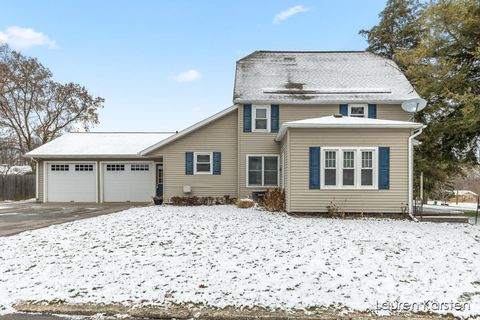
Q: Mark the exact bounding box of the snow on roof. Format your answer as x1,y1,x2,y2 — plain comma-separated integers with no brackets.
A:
25,132,175,158
275,115,425,141
234,51,421,104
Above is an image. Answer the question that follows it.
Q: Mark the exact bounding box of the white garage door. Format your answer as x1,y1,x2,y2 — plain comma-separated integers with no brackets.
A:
46,163,97,202
102,163,153,202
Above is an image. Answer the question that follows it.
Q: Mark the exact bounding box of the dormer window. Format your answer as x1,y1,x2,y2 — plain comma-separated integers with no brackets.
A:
252,105,271,132
349,104,367,117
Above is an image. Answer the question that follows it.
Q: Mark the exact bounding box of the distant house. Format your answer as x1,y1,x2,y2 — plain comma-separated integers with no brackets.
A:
448,190,478,203
26,51,426,214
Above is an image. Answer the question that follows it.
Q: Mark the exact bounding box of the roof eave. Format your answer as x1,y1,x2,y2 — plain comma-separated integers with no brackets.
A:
24,154,149,159
233,98,418,105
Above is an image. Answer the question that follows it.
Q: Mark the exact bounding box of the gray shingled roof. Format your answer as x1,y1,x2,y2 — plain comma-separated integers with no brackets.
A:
233,51,420,104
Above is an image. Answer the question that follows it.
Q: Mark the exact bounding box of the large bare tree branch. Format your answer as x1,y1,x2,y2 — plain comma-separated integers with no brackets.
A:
0,44,105,167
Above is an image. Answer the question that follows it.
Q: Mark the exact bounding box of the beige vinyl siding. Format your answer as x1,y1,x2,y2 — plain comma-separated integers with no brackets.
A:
280,104,339,122
150,110,238,200
281,104,411,122
238,105,280,198
288,128,410,213
280,131,291,212
377,104,411,121
238,103,412,198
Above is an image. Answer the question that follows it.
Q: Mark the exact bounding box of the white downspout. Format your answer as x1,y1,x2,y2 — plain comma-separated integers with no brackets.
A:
408,126,426,218
31,158,39,202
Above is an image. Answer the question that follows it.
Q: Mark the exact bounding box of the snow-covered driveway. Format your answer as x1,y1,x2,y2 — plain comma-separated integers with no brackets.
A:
1,205,479,317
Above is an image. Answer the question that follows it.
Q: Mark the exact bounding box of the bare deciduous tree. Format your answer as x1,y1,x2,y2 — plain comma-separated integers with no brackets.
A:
0,44,104,169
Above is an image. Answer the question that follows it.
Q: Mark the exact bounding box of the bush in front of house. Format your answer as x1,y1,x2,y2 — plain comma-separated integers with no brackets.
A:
257,188,285,212
170,195,236,206
236,198,254,209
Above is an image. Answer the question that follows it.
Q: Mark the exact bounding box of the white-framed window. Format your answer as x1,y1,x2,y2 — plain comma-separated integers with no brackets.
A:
349,104,367,117
321,147,377,189
342,150,356,186
247,155,279,187
106,164,125,171
324,150,337,186
194,152,212,174
361,151,374,186
252,105,271,132
75,164,93,171
131,164,149,171
51,164,69,171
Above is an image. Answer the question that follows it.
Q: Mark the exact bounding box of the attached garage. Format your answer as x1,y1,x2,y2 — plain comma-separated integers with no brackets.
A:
27,132,173,203
46,162,97,202
102,162,155,202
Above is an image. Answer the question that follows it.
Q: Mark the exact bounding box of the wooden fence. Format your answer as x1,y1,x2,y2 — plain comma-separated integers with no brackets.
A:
0,174,35,201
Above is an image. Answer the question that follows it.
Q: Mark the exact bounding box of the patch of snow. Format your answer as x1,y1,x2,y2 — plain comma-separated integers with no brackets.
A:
426,201,478,212
0,198,36,204
0,205,479,317
0,165,32,175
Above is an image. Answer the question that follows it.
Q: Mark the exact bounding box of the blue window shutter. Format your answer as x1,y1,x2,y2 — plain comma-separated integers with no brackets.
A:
271,104,279,133
243,104,252,132
368,104,377,119
378,147,390,189
213,152,221,175
339,104,348,116
185,152,193,175
309,147,321,189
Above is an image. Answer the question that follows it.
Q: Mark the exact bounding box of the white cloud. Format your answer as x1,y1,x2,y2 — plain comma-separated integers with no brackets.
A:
174,69,201,83
273,5,310,24
0,26,56,50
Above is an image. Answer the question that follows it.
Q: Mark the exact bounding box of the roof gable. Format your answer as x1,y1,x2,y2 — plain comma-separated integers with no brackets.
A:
234,51,420,104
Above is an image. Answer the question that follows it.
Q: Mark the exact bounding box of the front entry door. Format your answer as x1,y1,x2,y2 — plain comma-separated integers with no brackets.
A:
156,164,164,197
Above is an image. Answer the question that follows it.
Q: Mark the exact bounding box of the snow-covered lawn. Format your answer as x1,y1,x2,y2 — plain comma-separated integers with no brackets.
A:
1,205,480,318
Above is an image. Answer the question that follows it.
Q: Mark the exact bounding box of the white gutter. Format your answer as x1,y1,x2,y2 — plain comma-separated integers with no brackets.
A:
408,126,426,217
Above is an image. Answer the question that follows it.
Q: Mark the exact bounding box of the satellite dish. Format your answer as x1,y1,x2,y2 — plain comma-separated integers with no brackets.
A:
401,98,427,113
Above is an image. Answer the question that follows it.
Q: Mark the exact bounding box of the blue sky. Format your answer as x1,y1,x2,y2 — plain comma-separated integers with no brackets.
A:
0,0,385,132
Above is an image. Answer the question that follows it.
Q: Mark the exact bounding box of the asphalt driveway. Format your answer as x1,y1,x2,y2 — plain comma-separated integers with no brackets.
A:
0,200,142,237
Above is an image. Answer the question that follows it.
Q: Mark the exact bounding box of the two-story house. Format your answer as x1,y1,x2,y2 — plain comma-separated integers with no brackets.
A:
26,51,425,214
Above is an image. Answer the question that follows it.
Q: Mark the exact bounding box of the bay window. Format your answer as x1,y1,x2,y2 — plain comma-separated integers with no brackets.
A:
247,155,279,187
321,147,377,189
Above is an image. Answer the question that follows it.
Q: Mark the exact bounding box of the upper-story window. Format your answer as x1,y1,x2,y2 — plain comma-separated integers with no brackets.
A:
252,105,270,132
349,104,367,117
